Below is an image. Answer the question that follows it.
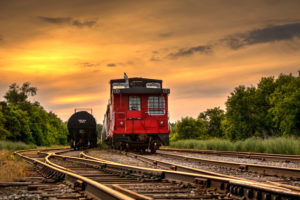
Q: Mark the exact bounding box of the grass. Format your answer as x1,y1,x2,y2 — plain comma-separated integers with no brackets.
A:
0,150,32,182
0,141,37,182
169,137,300,155
0,140,36,150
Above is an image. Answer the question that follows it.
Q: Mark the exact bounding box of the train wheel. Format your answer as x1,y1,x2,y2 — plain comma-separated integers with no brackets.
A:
125,143,129,152
150,142,159,154
150,147,156,154
140,148,146,154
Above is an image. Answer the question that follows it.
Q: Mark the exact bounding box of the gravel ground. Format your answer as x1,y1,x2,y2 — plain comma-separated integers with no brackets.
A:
87,149,156,168
158,150,300,169
143,154,300,187
59,150,82,157
85,149,300,187
0,168,87,199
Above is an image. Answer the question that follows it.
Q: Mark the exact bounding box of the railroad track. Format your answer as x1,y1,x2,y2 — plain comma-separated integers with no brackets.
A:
100,150,300,192
151,151,300,180
15,148,300,200
160,148,300,163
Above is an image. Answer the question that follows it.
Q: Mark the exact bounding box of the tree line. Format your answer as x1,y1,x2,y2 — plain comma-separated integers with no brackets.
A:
171,73,300,141
0,82,68,146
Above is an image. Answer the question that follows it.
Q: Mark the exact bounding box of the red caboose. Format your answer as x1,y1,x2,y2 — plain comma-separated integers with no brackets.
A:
101,74,170,153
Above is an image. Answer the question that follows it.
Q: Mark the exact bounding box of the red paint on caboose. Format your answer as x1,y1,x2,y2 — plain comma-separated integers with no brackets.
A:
102,75,170,152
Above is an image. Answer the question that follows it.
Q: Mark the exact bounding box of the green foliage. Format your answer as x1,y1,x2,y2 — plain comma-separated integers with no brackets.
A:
170,117,207,141
254,77,277,136
169,137,300,155
0,140,36,150
224,86,257,140
198,107,224,138
171,73,299,142
96,124,103,137
269,74,300,136
4,82,37,104
0,83,68,146
0,106,11,140
223,73,299,140
2,104,33,143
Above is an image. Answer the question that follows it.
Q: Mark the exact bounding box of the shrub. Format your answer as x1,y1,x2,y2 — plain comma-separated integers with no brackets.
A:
169,137,300,155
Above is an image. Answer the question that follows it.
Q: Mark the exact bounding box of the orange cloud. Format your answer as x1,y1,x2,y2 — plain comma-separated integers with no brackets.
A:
0,1,300,123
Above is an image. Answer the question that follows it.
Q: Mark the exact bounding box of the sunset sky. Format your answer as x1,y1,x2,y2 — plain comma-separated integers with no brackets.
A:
0,0,299,123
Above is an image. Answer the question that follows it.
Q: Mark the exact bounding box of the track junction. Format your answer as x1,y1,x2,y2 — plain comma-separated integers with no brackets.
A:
13,148,300,200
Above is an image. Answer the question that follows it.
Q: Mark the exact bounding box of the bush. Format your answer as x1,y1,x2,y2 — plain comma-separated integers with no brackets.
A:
0,140,36,150
169,137,300,155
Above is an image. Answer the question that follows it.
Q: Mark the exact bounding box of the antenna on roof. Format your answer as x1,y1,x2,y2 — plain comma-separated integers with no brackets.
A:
124,72,129,88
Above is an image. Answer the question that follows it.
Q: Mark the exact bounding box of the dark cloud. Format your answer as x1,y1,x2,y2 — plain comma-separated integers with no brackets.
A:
223,22,300,49
165,22,300,59
107,63,116,67
79,62,100,68
168,45,212,58
150,56,160,62
38,16,96,28
38,16,71,24
71,19,96,28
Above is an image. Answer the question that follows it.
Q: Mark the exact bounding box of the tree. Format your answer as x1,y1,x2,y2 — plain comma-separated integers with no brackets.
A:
269,74,300,136
254,76,277,136
0,104,11,140
198,107,225,138
1,82,68,146
172,117,207,140
2,104,33,143
224,86,257,140
4,82,37,104
96,124,103,137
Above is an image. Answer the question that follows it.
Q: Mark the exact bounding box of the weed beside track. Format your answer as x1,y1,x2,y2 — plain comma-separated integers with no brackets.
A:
0,150,31,182
169,137,300,154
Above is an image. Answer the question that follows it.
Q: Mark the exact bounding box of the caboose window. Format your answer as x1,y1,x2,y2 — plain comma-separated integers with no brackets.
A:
148,96,165,115
129,96,141,111
146,82,161,88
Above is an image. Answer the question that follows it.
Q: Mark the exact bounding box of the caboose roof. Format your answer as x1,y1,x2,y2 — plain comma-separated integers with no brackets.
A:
109,77,170,95
110,77,162,84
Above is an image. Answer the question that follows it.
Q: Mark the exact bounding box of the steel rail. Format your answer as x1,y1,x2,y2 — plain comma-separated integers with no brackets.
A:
83,151,246,180
160,148,300,163
15,148,300,199
109,151,300,193
76,152,300,199
14,150,135,200
156,151,300,179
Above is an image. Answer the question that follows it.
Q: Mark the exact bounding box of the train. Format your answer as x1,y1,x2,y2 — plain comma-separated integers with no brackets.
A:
101,74,170,153
67,109,98,149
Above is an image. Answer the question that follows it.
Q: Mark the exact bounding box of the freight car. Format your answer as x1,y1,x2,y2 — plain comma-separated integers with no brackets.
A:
101,74,170,153
67,110,98,149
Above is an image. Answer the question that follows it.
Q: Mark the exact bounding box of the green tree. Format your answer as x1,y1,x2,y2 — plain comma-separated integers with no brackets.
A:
0,104,11,140
2,104,33,143
1,82,68,146
198,107,225,138
225,86,257,140
172,117,207,140
96,124,103,137
253,76,277,136
4,82,37,104
269,74,300,136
